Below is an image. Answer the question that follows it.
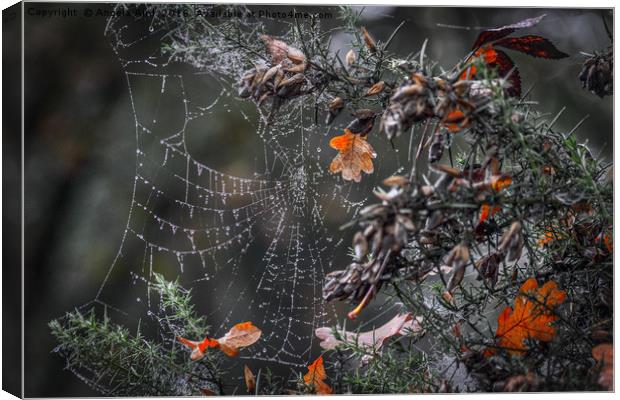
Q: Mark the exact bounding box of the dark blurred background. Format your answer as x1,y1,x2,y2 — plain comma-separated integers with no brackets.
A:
10,3,612,396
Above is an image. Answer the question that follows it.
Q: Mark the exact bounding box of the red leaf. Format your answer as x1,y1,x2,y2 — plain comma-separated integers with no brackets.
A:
490,48,521,97
495,35,569,59
177,322,261,359
461,46,522,97
472,14,547,50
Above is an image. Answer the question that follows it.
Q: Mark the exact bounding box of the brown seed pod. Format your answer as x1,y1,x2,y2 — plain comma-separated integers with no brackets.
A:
364,81,385,97
352,109,376,120
390,84,424,102
261,65,281,85
277,73,305,88
273,68,285,89
361,27,377,53
251,67,267,89
383,175,409,187
329,96,344,111
346,110,377,135
432,164,462,178
285,62,307,73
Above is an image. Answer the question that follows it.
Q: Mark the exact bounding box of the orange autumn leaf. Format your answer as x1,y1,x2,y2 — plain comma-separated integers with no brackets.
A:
177,321,261,360
304,356,332,395
490,174,512,191
329,129,377,182
443,108,470,133
537,228,564,247
592,343,614,390
177,336,219,361
479,203,502,224
489,278,566,356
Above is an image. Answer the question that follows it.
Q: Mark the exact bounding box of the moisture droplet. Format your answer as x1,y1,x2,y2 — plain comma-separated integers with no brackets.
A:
316,147,321,153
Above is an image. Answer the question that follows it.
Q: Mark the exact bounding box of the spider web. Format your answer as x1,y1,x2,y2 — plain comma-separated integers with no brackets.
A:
88,4,395,369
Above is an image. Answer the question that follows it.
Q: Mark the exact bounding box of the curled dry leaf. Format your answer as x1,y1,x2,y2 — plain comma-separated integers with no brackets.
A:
592,343,613,390
304,356,332,395
243,365,256,394
475,252,502,287
177,321,262,359
315,312,423,351
487,278,566,356
329,129,377,182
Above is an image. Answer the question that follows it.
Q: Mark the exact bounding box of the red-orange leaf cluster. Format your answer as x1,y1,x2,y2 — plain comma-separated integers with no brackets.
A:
462,15,568,98
478,203,502,225
177,321,262,360
487,278,566,356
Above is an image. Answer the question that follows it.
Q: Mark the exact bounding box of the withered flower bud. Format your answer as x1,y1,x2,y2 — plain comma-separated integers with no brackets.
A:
352,231,368,262
345,49,357,66
445,243,470,293
428,133,445,163
498,221,523,262
579,49,613,98
346,109,377,135
474,252,501,287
